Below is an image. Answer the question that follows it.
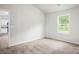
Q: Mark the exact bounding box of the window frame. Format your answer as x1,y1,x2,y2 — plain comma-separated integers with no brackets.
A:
57,15,70,34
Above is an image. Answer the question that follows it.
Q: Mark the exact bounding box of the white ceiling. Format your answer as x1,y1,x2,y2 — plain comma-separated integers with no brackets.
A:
35,4,78,13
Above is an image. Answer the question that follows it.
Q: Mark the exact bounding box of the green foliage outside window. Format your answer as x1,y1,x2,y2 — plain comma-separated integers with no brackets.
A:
58,15,69,33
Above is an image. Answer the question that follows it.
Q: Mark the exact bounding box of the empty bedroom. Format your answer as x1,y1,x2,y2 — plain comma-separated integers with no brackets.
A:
0,4,79,54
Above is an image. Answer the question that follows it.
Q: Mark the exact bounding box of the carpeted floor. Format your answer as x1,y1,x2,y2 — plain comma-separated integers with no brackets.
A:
0,38,79,54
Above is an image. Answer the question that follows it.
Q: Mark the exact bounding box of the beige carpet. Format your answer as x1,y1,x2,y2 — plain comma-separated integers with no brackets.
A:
0,38,79,54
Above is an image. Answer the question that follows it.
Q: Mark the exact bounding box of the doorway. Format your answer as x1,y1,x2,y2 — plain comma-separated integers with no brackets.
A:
0,9,9,49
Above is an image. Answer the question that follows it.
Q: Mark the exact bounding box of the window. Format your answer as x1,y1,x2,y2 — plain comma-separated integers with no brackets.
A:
57,15,69,33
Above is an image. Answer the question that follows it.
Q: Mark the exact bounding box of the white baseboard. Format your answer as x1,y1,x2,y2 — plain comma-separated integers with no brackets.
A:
45,35,79,45
9,34,79,47
9,36,43,47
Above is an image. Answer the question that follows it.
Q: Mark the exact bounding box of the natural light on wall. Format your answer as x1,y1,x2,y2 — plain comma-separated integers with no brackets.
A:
57,15,69,34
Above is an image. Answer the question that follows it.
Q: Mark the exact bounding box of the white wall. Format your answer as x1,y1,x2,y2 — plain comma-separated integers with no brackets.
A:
0,4,45,46
0,4,79,46
45,6,79,44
